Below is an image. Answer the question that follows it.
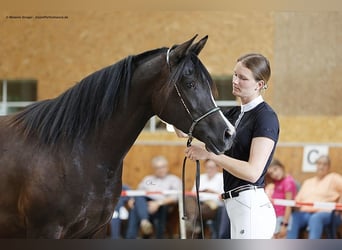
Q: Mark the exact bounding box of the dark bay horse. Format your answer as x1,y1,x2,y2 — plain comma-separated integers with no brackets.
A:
0,35,235,238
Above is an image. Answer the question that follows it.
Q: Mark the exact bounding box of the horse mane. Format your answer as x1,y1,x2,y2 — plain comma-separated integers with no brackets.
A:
9,48,166,145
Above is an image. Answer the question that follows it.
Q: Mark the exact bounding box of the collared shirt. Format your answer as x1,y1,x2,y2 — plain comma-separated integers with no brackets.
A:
222,96,279,191
240,95,264,113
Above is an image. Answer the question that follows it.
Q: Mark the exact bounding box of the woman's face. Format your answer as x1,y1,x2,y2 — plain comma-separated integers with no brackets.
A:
232,61,260,102
267,165,284,181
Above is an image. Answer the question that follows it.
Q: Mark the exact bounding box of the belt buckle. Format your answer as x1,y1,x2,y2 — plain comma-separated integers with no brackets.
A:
227,190,233,199
221,193,226,199
221,190,233,200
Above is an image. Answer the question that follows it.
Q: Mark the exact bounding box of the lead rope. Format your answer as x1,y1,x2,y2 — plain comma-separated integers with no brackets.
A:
182,137,205,239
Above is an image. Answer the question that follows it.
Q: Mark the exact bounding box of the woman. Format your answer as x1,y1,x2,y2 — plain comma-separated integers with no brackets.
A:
181,53,279,239
266,159,297,238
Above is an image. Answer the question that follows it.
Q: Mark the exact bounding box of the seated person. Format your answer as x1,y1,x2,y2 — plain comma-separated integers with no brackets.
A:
125,155,181,239
287,155,342,239
110,185,132,239
184,159,225,239
266,158,298,239
110,185,152,239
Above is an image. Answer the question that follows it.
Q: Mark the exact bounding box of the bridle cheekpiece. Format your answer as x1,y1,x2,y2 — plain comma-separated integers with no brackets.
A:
166,47,220,144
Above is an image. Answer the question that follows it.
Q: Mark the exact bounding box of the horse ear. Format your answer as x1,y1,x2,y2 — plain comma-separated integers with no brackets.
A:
189,35,208,55
168,35,198,65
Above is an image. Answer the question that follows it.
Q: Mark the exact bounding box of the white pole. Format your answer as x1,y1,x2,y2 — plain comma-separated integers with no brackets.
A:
178,190,186,239
1,80,7,115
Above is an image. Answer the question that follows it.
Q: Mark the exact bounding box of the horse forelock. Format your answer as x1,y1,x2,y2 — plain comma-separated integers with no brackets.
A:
167,52,216,94
156,52,216,118
9,56,137,146
191,53,217,97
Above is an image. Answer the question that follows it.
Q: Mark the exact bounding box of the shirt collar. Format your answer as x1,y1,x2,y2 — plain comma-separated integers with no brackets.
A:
240,95,264,113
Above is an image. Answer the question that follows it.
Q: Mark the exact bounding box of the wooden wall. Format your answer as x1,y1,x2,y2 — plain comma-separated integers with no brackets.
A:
2,11,341,144
1,11,274,100
122,134,342,190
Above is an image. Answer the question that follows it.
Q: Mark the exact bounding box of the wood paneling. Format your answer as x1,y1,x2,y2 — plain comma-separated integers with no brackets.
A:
122,141,342,190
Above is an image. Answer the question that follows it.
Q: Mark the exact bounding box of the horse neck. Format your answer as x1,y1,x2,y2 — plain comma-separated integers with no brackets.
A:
106,106,152,148
94,89,155,159
93,52,167,155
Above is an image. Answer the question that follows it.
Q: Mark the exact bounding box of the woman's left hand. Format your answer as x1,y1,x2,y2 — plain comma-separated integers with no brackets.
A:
185,145,210,161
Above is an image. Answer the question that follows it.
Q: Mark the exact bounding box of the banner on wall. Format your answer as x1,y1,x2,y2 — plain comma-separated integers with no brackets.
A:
302,145,329,172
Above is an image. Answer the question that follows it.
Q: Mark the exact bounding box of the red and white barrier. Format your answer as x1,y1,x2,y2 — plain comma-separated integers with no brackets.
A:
272,199,342,211
121,190,179,197
120,190,342,211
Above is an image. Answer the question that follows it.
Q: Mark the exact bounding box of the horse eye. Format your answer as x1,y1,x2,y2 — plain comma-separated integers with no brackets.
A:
186,81,195,88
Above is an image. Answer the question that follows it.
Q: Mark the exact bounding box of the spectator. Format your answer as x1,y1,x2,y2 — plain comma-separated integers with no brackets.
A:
110,185,132,239
110,185,152,239
125,155,181,239
287,155,342,239
184,159,225,238
266,159,297,238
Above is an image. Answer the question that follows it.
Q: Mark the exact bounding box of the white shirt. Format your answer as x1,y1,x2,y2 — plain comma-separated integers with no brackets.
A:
138,174,181,201
240,95,264,113
192,172,224,205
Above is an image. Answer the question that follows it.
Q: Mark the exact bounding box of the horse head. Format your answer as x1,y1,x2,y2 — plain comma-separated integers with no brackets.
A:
156,35,235,154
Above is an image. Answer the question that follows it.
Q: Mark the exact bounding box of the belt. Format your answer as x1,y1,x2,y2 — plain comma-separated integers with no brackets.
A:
221,185,263,200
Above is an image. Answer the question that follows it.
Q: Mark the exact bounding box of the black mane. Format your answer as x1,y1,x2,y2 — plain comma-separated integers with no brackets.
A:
9,48,166,145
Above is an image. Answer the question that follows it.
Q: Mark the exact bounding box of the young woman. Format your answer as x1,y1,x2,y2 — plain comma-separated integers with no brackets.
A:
266,159,297,238
182,53,279,239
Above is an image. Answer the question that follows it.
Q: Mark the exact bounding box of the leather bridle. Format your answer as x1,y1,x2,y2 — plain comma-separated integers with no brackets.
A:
166,47,220,239
166,47,220,142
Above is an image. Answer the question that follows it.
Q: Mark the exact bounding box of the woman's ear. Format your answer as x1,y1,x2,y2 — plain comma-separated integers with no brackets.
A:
255,81,263,91
256,80,267,91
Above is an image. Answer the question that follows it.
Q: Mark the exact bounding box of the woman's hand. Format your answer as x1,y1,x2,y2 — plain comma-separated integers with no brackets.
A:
147,200,161,214
185,144,210,161
274,226,287,239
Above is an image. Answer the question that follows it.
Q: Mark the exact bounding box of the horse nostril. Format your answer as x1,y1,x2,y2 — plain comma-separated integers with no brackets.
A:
224,129,231,139
224,128,235,150
225,127,235,138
